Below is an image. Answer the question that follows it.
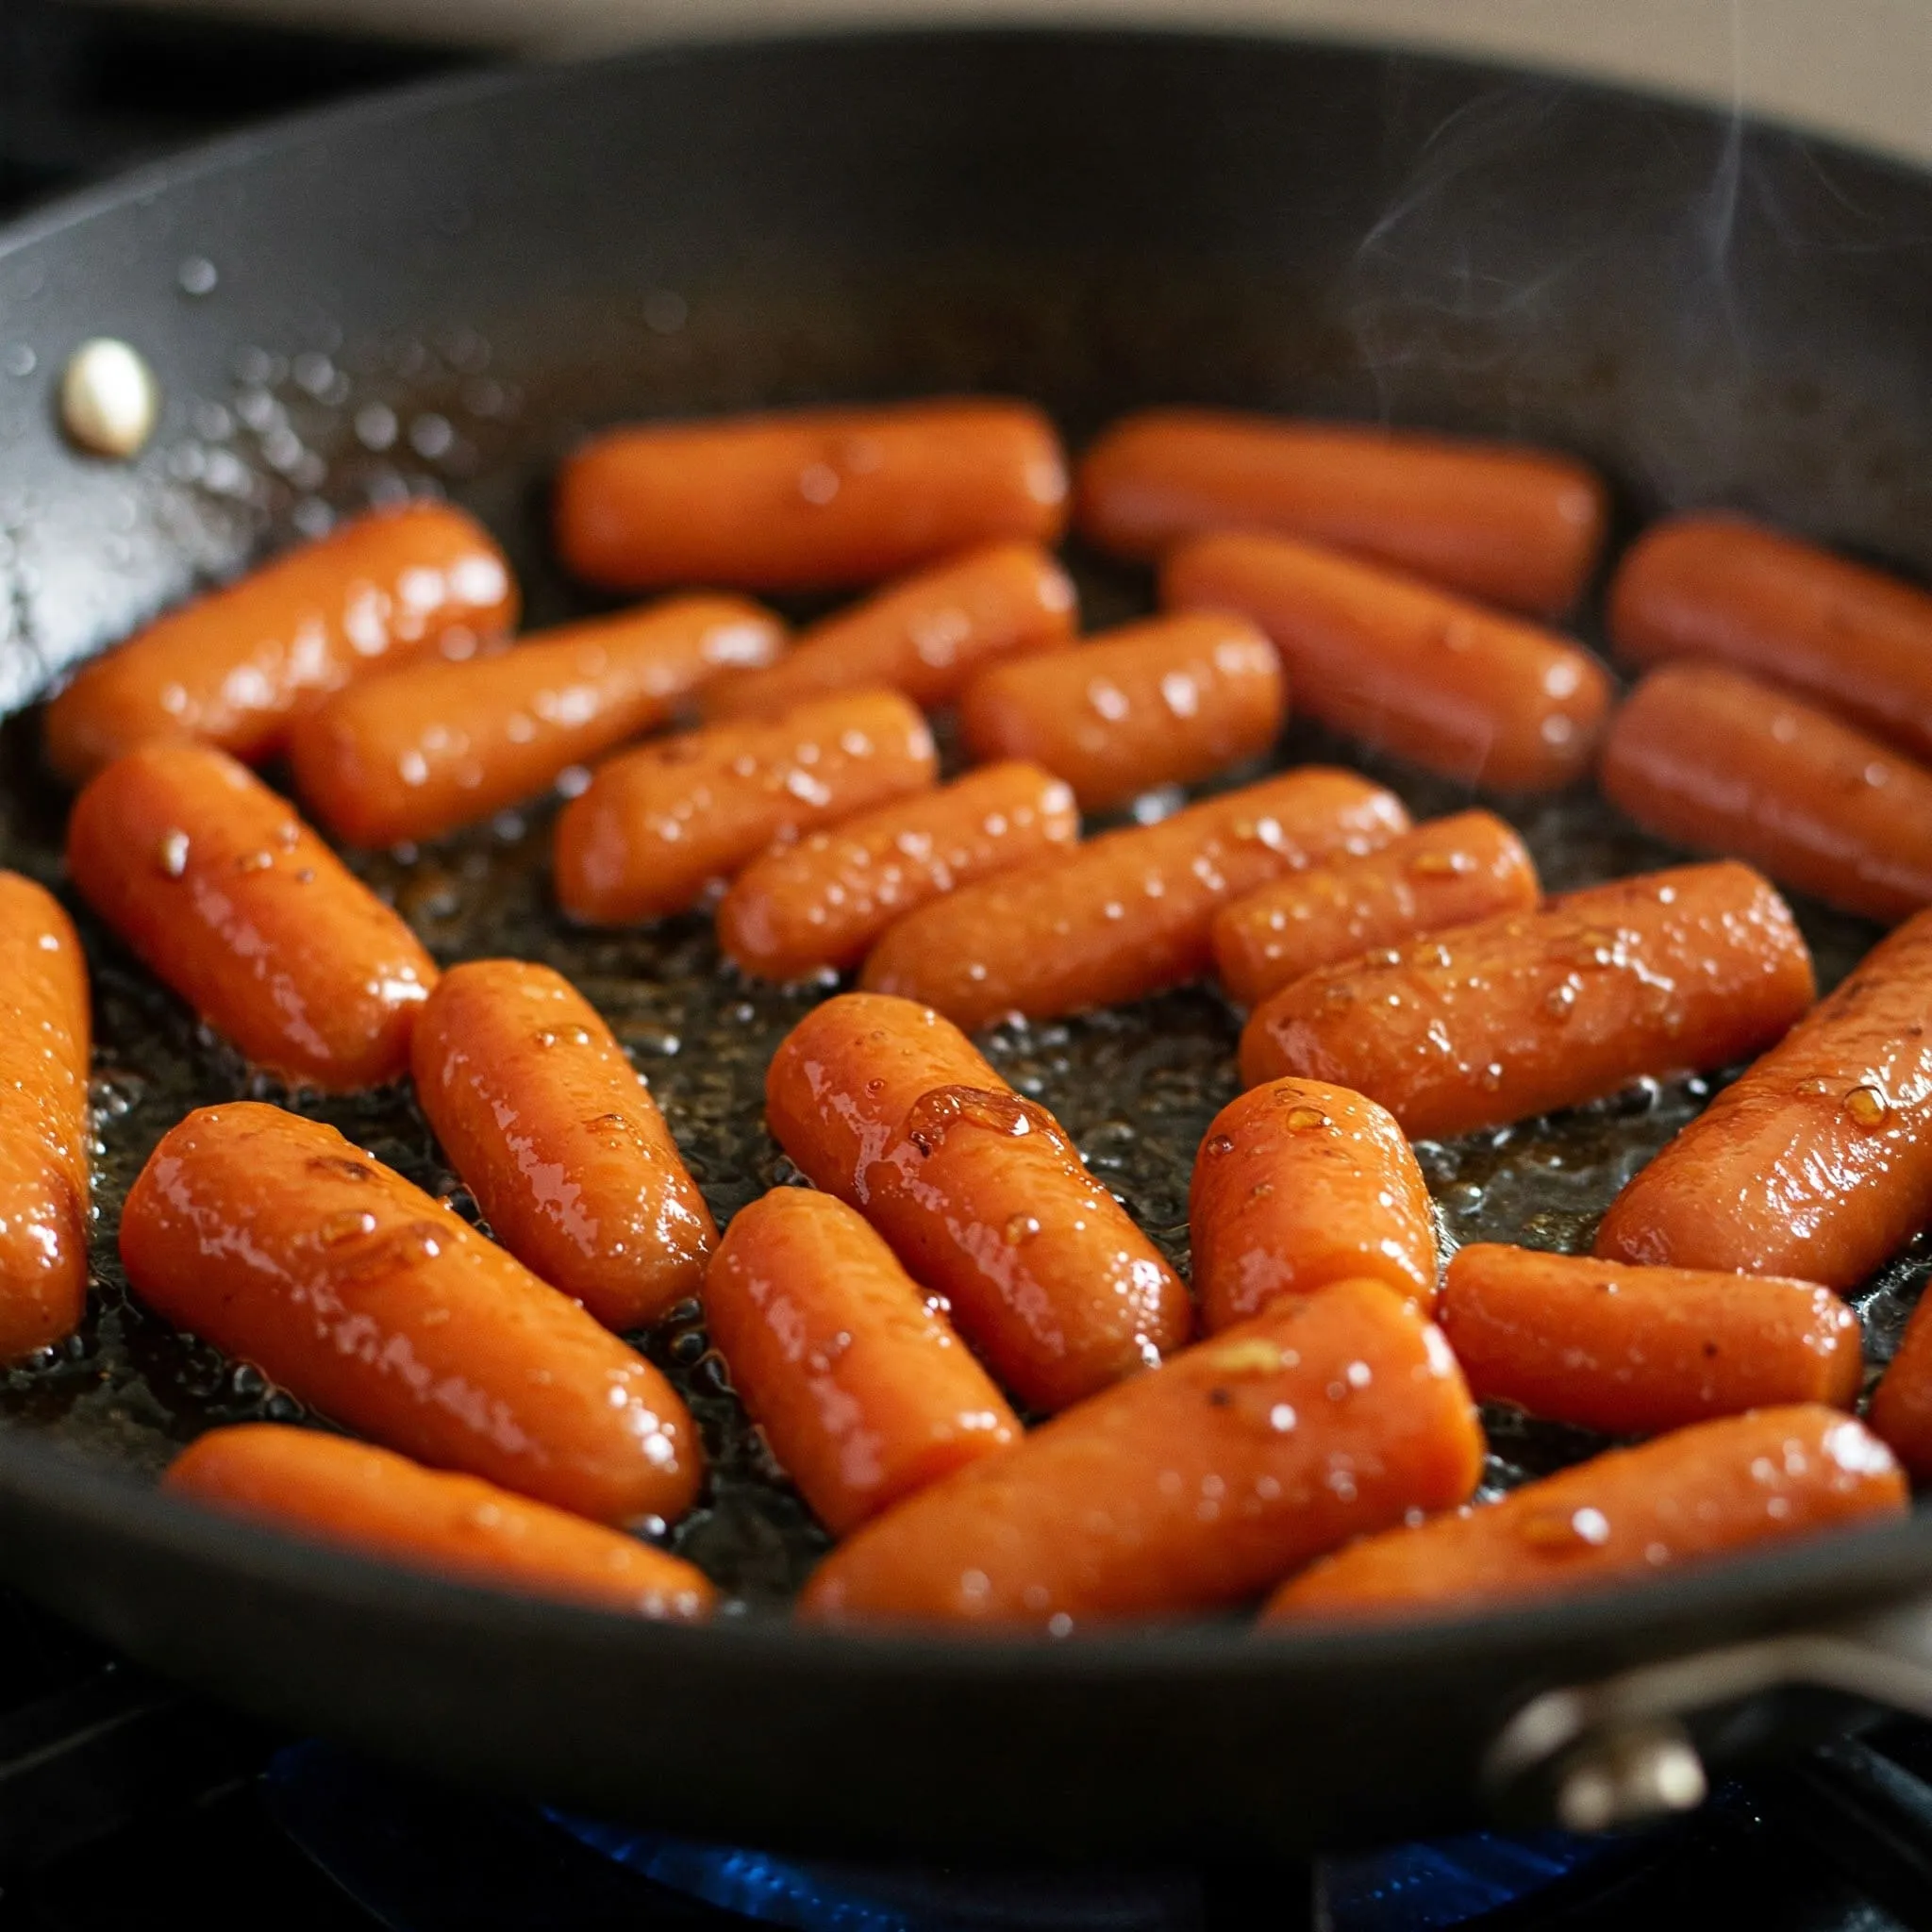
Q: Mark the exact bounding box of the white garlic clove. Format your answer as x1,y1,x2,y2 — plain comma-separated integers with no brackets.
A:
59,338,160,459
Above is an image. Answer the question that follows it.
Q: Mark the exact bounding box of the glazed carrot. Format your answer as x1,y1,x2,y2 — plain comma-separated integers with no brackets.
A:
1595,908,1932,1289
705,1190,1021,1534
1190,1079,1437,1329
411,961,716,1331
956,611,1286,811
554,689,937,925
1441,1245,1862,1437
860,769,1409,1031
1867,1291,1932,1479
44,503,516,782
556,401,1070,592
1211,811,1541,1008
1600,662,1932,925
1162,532,1612,792
716,761,1078,981
1609,514,1932,762
1264,1406,1904,1622
703,541,1074,719
288,594,785,849
0,874,90,1360
799,1279,1483,1626
67,744,436,1091
1241,862,1814,1141
165,1425,713,1621
1077,410,1607,617
765,992,1191,1411
121,1104,702,1524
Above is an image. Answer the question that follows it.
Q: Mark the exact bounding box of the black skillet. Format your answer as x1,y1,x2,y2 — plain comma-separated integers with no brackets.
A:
7,26,1932,1864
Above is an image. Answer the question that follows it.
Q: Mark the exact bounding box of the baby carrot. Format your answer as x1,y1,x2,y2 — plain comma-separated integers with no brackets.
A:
165,1424,713,1621
1163,531,1612,792
799,1279,1483,1627
1241,862,1815,1141
1077,409,1607,617
1868,1291,1932,1480
716,761,1078,981
556,401,1069,591
1609,513,1932,762
704,1189,1021,1535
1600,661,1932,925
410,960,716,1331
860,768,1409,1031
765,992,1191,1411
288,594,785,849
0,874,90,1360
43,502,516,782
66,743,437,1091
553,689,937,925
702,541,1074,719
1594,908,1932,1288
1265,1407,1905,1622
1211,810,1541,1008
1441,1245,1862,1437
1191,1079,1437,1329
121,1104,702,1524
956,611,1286,811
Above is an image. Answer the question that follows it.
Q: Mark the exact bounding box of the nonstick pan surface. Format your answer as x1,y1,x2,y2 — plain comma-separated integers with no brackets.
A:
4,26,1932,1861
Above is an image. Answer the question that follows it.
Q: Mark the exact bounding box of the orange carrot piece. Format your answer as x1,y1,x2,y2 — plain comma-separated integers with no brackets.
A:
1441,1244,1862,1436
1241,862,1814,1141
66,743,437,1091
1867,1291,1932,1480
288,594,785,849
799,1279,1483,1627
1265,1406,1905,1622
1191,1078,1438,1329
121,1104,702,1525
703,541,1074,719
556,401,1069,591
1162,531,1612,792
1211,810,1540,1007
860,769,1409,1031
165,1424,713,1620
410,960,716,1331
43,503,515,782
717,761,1078,981
765,992,1191,1412
553,689,937,925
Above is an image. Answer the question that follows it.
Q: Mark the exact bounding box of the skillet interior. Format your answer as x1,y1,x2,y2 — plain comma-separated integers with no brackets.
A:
4,27,1932,1857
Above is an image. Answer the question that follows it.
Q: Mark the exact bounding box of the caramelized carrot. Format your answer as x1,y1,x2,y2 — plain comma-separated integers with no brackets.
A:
799,1280,1482,1626
410,961,715,1331
44,503,515,782
1867,1291,1932,1479
1609,514,1932,761
553,690,936,925
67,744,436,1091
288,595,785,849
1078,409,1607,617
703,541,1074,719
765,992,1191,1411
704,1189,1021,1534
1600,661,1932,925
1162,531,1612,792
165,1424,713,1620
956,611,1286,810
0,874,90,1360
1441,1245,1862,1437
1241,862,1814,1141
1191,1079,1437,1329
860,769,1409,1031
556,401,1069,592
1265,1407,1904,1622
1211,810,1540,1008
1595,908,1932,1288
121,1104,701,1524
716,761,1078,981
